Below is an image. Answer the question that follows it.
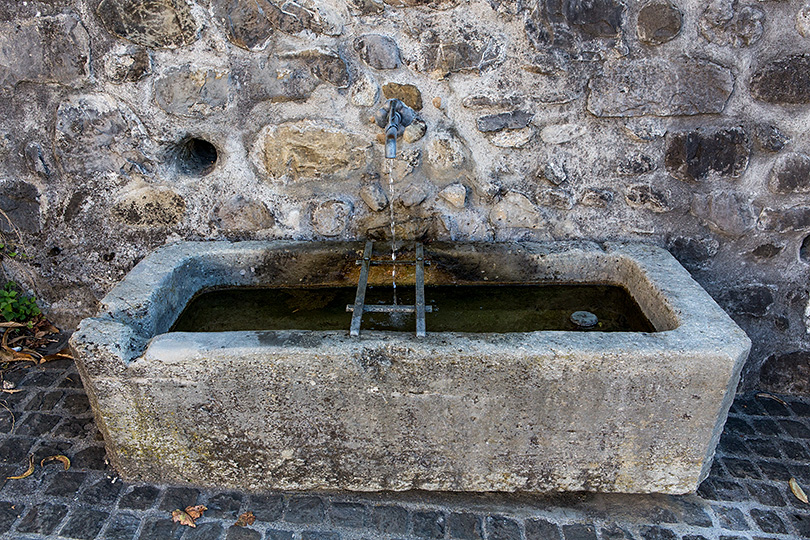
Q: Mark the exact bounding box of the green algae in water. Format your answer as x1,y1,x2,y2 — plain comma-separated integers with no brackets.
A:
170,284,656,333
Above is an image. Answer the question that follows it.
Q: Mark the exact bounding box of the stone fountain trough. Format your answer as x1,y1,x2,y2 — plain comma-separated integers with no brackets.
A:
70,240,750,494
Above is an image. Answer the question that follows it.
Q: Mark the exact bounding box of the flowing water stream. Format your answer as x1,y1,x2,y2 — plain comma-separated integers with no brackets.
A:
386,159,397,305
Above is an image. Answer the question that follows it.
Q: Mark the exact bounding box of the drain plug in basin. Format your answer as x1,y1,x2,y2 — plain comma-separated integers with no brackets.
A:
571,310,598,328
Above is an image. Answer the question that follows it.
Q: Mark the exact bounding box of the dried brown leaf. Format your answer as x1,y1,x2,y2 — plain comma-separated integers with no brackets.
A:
0,322,26,328
791,477,809,504
185,505,207,520
235,511,256,527
40,455,70,471
756,392,788,407
7,455,34,480
172,509,197,528
0,348,35,363
39,348,73,364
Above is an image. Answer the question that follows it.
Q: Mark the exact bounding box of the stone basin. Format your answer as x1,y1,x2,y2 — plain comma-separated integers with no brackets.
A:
69,240,750,494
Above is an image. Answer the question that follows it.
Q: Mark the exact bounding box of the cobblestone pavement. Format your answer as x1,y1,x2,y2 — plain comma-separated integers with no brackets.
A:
1,359,809,540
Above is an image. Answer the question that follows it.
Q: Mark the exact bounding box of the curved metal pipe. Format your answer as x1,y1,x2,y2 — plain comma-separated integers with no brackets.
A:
385,124,399,159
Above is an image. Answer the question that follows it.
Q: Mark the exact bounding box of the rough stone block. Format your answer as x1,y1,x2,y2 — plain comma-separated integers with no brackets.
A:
71,241,750,494
587,58,733,117
637,2,682,45
665,128,750,182
0,14,89,91
769,153,810,194
751,55,810,104
96,0,197,48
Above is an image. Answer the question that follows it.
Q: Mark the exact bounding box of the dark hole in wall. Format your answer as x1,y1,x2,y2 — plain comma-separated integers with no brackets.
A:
801,235,810,262
174,137,218,176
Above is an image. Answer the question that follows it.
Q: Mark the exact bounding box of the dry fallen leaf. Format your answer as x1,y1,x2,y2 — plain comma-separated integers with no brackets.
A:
39,348,73,364
0,348,35,363
172,509,197,528
185,505,207,520
40,455,70,471
7,455,34,480
235,511,256,527
756,392,788,407
791,477,808,504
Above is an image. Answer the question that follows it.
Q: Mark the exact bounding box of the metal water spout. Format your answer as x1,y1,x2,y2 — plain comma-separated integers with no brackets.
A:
375,99,416,159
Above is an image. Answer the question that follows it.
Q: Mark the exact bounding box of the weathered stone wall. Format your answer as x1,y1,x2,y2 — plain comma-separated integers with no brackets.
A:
0,0,809,391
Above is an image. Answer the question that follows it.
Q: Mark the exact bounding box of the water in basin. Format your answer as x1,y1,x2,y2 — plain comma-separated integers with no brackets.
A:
170,284,655,333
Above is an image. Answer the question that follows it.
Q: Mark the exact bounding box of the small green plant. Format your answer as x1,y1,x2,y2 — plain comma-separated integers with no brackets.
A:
0,281,40,323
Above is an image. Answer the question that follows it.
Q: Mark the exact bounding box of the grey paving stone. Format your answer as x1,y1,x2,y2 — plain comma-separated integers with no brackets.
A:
22,370,63,388
33,440,73,464
677,501,714,527
413,510,446,539
266,529,294,540
0,474,40,500
782,439,810,461
448,512,483,539
792,464,810,484
248,494,283,522
137,517,183,540
45,471,87,497
371,505,408,534
527,518,562,540
790,400,810,417
0,410,14,433
285,496,325,524
226,525,262,540
682,535,709,540
700,479,748,501
757,460,792,482
599,523,634,540
712,506,750,531
646,506,678,524
746,482,786,506
159,486,201,512
102,513,140,540
301,532,339,540
725,417,755,435
790,513,810,537
59,508,109,539
751,418,783,437
758,397,792,417
718,433,749,455
780,419,810,439
183,521,224,540
72,445,109,470
749,508,788,534
62,393,93,415
206,491,243,519
0,436,34,462
2,390,29,411
59,372,85,388
16,412,60,436
731,395,766,415
53,417,97,439
486,515,520,540
0,501,21,533
119,485,161,511
329,501,367,528
15,502,68,534
638,525,676,540
562,523,597,540
25,390,65,411
746,438,782,459
721,457,762,479
82,476,124,506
